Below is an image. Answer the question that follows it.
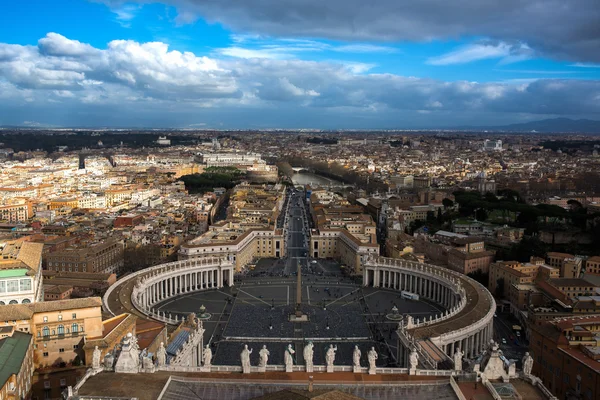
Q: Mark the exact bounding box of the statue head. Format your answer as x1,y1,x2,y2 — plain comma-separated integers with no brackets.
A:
160,342,164,347
206,344,210,349
244,344,248,350
329,344,334,349
95,345,98,350
371,346,375,351
524,352,530,357
355,345,359,349
262,345,267,349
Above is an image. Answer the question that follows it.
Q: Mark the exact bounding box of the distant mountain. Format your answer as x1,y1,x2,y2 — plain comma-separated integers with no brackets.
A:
461,118,600,133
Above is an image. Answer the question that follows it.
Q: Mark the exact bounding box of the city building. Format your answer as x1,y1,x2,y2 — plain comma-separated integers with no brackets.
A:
0,201,33,223
530,315,600,399
585,256,600,275
0,297,103,369
0,331,34,400
546,252,582,278
45,239,124,275
0,240,44,305
483,139,503,151
447,237,495,275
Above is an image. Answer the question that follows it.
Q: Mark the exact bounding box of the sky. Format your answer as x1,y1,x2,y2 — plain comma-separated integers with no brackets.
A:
0,0,599,129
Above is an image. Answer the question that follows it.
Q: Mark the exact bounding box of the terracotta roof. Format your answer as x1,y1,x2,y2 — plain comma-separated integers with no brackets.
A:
0,305,34,322
250,389,364,400
536,280,573,305
27,297,102,313
16,241,43,273
548,278,597,288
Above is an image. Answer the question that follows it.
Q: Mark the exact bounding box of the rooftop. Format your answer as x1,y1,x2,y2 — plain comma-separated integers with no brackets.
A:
0,331,32,389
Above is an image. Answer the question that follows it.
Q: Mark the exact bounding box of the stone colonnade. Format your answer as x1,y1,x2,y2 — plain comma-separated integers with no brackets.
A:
363,256,495,362
131,258,235,319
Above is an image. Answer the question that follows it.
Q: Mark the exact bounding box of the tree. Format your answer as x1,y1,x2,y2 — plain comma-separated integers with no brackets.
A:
437,208,443,224
475,208,488,221
426,211,436,223
467,270,489,287
495,278,505,298
442,198,454,209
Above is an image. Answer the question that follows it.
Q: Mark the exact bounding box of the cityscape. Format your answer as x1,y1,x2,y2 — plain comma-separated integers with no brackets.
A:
1,2,600,400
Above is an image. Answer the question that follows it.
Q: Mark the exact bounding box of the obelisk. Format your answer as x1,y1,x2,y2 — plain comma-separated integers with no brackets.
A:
295,261,302,316
290,261,308,321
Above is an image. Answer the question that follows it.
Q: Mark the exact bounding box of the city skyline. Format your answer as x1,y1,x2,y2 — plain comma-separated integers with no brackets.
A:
0,0,599,128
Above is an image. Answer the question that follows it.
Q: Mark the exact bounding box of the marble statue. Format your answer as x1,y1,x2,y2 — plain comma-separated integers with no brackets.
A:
115,332,141,373
130,334,140,362
241,344,253,373
368,347,378,374
284,344,295,372
92,346,102,370
409,348,419,370
203,344,212,367
142,356,154,370
352,345,361,368
258,345,270,368
522,352,533,376
157,342,167,367
326,344,337,367
454,347,464,371
103,352,114,369
186,313,197,328
304,342,314,372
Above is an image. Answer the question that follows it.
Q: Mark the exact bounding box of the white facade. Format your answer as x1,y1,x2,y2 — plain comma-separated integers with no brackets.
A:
201,153,263,168
483,139,503,151
0,242,44,305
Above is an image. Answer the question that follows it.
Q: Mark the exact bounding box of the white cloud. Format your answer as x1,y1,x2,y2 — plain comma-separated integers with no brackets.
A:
0,33,599,127
570,63,600,68
333,44,398,54
217,37,398,60
427,41,532,65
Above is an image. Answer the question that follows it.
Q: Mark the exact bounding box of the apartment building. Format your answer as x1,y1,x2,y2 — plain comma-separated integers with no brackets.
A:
310,190,379,275
0,201,32,223
447,237,495,275
45,239,124,275
0,297,103,369
546,252,583,278
584,256,600,275
488,258,559,299
530,316,600,400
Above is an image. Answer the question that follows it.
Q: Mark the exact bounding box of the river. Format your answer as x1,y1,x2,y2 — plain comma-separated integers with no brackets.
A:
291,172,343,187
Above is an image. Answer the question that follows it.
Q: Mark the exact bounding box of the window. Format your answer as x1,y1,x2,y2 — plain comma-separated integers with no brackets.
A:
44,381,51,389
72,323,78,333
7,280,18,292
73,344,78,350
43,352,48,357
59,348,64,353
0,281,5,293
58,314,62,321
57,325,64,335
60,378,66,387
19,279,31,291
72,313,77,319
43,316,48,323
9,300,17,305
